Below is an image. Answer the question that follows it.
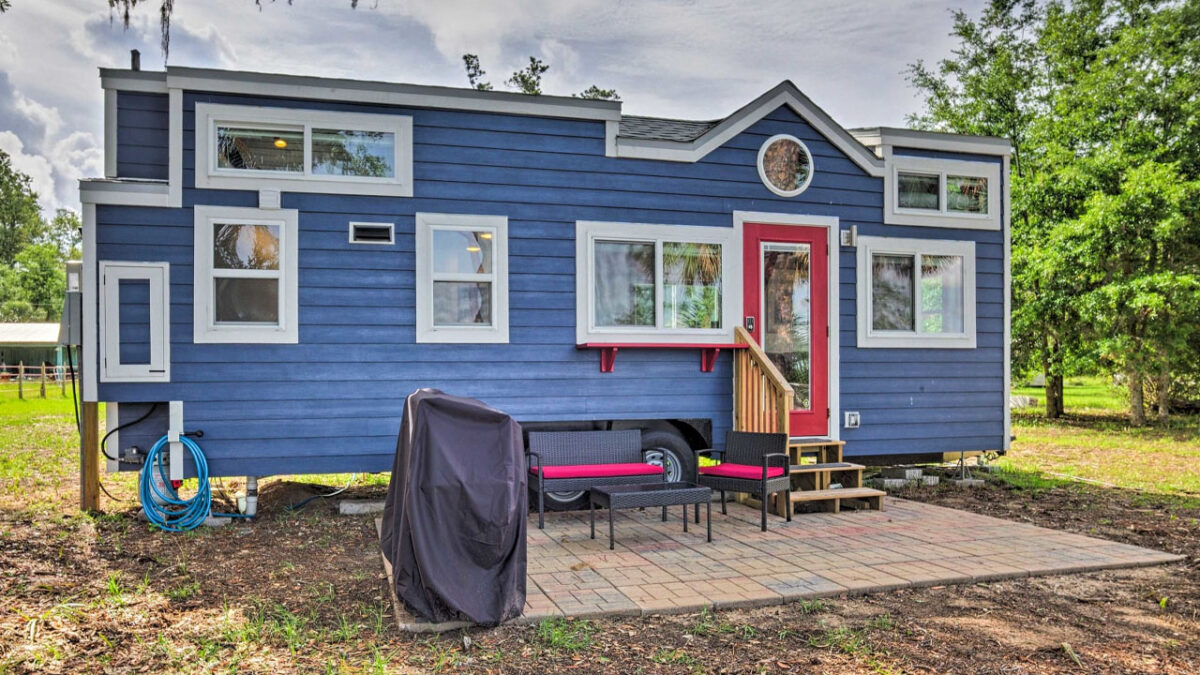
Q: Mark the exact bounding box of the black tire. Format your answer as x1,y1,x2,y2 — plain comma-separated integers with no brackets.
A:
542,489,588,511
641,429,697,483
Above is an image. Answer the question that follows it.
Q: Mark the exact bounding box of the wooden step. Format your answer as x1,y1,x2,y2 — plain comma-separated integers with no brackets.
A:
788,487,884,503
789,462,864,475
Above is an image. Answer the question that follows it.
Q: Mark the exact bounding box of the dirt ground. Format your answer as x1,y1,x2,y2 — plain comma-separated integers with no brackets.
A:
1,472,1197,674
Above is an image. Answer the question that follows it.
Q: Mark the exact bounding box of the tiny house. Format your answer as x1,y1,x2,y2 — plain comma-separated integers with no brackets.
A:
82,65,1011,503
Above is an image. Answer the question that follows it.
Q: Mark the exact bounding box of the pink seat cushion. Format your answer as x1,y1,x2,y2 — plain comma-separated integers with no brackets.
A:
531,463,665,479
699,463,786,480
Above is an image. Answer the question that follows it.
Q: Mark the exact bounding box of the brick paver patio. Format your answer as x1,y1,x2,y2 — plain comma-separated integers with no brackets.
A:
380,497,1184,631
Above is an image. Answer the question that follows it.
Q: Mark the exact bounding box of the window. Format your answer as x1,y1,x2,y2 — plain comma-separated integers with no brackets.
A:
415,213,509,343
195,103,412,196
193,205,299,344
100,261,170,382
757,134,814,197
856,235,976,348
886,156,1000,230
575,221,739,344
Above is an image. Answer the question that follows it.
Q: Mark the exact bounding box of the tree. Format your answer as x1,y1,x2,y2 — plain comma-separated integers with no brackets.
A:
0,2,11,13
42,209,81,259
0,150,45,268
461,54,619,100
0,243,67,321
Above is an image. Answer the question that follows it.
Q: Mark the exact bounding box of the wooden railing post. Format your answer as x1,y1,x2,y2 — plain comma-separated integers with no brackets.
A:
81,402,100,512
39,363,46,399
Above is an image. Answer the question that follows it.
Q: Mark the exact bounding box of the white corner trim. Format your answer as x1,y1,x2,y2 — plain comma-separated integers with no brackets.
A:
756,134,815,197
105,402,119,474
192,205,300,344
732,210,841,441
415,213,509,344
884,155,1001,230
82,204,98,402
614,84,886,177
104,90,117,178
574,220,741,345
855,235,977,349
854,127,1013,157
604,120,618,158
1002,156,1013,451
193,103,414,197
168,88,183,207
99,261,171,383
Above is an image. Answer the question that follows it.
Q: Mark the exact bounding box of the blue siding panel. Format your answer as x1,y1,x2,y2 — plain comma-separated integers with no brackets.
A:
102,92,1007,476
116,92,169,180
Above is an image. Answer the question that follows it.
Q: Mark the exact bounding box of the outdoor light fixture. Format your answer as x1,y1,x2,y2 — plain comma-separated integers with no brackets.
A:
273,137,288,149
479,232,493,239
466,245,482,252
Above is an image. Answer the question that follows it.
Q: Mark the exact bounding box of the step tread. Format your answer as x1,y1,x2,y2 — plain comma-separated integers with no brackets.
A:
789,462,865,474
788,487,886,502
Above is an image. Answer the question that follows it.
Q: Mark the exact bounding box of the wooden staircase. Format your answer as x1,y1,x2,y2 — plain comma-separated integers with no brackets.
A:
732,326,884,515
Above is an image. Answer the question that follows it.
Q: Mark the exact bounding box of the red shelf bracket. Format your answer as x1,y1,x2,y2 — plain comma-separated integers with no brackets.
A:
700,348,721,373
599,346,618,373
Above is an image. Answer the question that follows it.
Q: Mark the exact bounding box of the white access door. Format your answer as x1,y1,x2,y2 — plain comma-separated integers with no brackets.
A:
100,261,171,382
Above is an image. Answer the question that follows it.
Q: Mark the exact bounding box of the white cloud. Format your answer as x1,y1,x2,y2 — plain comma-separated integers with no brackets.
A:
0,132,57,207
0,0,988,216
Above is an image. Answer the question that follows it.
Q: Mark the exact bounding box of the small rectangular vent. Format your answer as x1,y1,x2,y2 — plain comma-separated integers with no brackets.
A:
349,222,395,245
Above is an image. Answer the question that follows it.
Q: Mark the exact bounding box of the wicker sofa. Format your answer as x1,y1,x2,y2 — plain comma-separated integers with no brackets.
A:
526,430,665,529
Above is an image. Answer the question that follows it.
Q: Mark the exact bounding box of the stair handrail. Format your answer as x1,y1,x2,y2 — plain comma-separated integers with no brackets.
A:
733,326,794,434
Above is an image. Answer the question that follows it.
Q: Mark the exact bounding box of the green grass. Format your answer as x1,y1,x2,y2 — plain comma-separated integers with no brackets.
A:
0,390,99,510
1013,375,1126,412
534,617,594,652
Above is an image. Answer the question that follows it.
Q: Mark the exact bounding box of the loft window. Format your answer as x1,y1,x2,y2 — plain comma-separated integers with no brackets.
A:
757,134,814,198
195,103,413,197
886,156,1000,229
193,205,299,344
897,172,940,210
947,175,988,214
856,235,976,349
415,213,509,344
576,221,737,344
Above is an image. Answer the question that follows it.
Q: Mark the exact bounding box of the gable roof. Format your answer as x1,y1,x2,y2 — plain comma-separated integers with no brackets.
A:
612,81,887,176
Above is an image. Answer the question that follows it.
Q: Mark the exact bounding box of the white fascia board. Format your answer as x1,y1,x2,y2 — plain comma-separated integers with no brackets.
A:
615,83,886,177
854,127,1013,157
79,179,170,207
1002,156,1013,451
163,67,622,122
99,69,168,94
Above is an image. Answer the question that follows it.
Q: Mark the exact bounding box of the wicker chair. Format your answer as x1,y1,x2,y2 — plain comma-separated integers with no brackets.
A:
695,431,791,531
526,430,664,529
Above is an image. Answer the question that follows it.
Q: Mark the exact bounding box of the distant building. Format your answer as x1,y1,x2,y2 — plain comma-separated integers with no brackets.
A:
0,323,63,371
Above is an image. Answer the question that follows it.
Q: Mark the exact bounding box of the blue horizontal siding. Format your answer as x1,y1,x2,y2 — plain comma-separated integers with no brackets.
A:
116,92,169,180
101,92,1007,475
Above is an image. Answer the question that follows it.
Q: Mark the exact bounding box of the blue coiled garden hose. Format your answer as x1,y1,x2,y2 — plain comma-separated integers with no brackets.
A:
139,434,254,532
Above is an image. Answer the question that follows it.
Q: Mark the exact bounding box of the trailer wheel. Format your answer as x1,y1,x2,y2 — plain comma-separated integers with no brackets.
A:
641,429,697,483
543,489,588,511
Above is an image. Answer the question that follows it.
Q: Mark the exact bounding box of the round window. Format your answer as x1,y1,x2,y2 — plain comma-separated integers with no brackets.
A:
757,134,814,197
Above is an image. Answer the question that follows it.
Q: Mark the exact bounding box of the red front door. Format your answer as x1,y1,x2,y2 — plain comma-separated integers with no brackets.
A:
743,223,829,437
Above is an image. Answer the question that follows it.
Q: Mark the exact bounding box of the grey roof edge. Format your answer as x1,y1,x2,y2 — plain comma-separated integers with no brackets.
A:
100,66,622,121
850,126,1013,156
78,177,168,191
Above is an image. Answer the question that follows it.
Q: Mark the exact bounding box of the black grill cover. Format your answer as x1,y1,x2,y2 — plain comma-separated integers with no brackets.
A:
380,389,527,624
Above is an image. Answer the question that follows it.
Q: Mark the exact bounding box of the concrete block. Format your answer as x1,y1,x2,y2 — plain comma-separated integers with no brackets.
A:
921,475,940,486
872,478,914,490
949,478,985,488
881,466,923,480
203,516,232,528
339,500,386,515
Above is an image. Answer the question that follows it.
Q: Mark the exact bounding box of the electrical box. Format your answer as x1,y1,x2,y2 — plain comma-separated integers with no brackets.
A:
844,411,861,429
58,260,82,347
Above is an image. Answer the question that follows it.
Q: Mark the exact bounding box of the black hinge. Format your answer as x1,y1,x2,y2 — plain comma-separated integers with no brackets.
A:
826,407,831,419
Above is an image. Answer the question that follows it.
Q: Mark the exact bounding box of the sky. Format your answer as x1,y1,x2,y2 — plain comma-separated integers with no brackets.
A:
0,0,985,216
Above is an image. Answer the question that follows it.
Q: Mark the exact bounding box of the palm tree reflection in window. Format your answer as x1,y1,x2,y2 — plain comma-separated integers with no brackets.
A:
662,242,722,329
762,244,811,410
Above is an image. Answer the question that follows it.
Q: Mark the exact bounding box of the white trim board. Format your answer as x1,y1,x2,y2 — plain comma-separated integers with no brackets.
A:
855,235,978,349
1002,156,1013,452
732,210,841,441
192,205,300,344
104,90,118,178
415,213,510,344
168,88,183,208
574,220,741,345
614,82,886,177
82,204,98,402
193,103,414,197
852,126,1013,157
80,180,170,207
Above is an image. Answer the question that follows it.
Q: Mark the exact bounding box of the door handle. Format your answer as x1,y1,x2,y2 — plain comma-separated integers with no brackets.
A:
744,316,755,332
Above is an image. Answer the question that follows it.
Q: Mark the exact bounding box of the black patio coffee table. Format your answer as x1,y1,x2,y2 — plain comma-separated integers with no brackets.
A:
589,482,712,550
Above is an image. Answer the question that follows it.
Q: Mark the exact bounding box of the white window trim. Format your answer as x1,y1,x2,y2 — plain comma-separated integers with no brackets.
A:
856,235,977,349
575,221,740,344
884,155,1000,230
100,261,171,382
756,134,815,198
193,205,299,344
194,103,413,197
348,221,395,245
415,213,509,344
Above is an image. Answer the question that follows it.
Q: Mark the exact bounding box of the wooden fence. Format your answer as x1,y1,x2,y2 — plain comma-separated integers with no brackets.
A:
0,362,74,399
